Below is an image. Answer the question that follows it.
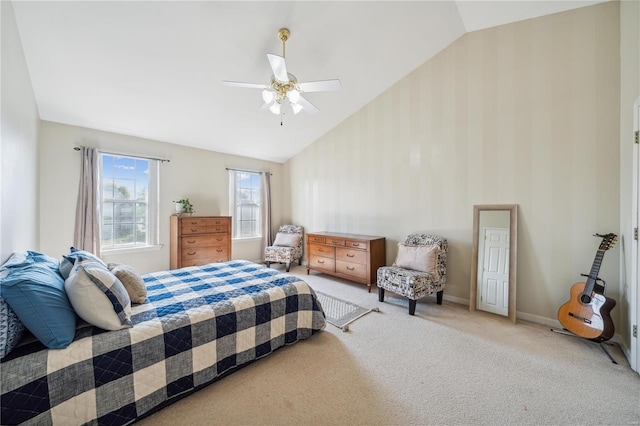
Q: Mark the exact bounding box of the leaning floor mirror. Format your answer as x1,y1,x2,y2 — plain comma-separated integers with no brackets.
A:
469,204,518,323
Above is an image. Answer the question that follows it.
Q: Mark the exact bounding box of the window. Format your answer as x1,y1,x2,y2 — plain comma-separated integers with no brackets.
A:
229,170,261,239
101,154,159,251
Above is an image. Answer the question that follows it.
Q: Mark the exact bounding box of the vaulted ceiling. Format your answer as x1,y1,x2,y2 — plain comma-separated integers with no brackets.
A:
12,1,604,163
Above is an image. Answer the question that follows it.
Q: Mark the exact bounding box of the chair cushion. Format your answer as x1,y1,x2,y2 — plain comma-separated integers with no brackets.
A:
377,266,444,300
394,243,439,277
273,232,302,247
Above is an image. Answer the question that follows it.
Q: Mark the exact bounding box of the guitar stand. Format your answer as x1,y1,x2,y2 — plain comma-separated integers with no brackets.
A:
550,328,618,364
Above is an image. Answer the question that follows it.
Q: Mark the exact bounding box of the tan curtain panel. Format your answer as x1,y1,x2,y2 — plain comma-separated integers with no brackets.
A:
73,147,101,257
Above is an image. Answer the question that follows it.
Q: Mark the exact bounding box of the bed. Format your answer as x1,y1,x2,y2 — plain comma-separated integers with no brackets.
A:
1,260,326,425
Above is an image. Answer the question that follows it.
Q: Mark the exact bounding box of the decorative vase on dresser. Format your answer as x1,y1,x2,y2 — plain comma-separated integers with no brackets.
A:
306,231,386,292
170,216,232,269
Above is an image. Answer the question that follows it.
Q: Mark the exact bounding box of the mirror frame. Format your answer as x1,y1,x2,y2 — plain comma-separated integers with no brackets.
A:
469,204,518,323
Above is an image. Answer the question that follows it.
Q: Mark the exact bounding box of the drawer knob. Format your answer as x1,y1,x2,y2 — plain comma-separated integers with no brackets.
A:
347,253,355,257
188,252,196,256
216,249,223,252
191,228,197,232
191,221,197,225
347,266,355,271
352,243,360,246
187,240,196,244
216,238,223,241
318,260,325,264
318,249,324,252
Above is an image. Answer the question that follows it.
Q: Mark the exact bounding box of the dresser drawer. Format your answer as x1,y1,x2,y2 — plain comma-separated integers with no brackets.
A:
182,246,228,261
345,240,369,251
325,237,345,246
207,225,229,234
308,235,325,244
181,225,208,235
336,260,367,280
309,255,335,271
336,247,367,265
182,235,228,247
309,244,335,258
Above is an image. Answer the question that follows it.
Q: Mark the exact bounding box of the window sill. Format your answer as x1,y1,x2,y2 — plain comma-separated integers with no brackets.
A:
232,237,262,243
101,245,163,256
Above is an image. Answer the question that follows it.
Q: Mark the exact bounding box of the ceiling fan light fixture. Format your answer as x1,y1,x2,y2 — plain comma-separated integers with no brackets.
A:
291,102,303,114
288,89,301,104
269,102,281,115
262,89,275,104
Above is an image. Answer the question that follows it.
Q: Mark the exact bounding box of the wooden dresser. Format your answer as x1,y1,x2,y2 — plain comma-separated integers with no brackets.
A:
170,216,232,269
306,232,386,291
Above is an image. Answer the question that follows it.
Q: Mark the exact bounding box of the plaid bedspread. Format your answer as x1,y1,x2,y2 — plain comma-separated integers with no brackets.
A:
1,260,326,425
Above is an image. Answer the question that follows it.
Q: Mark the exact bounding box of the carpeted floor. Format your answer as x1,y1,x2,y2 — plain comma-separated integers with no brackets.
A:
138,264,640,425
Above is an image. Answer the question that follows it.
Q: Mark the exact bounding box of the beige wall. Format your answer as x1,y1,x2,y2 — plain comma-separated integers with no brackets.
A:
1,1,40,262
38,121,283,273
285,2,621,325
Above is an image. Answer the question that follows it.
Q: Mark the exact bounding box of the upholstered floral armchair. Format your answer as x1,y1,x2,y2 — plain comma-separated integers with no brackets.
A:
264,225,304,272
377,234,447,315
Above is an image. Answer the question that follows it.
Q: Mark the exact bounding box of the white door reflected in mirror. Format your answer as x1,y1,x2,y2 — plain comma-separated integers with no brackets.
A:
470,205,518,323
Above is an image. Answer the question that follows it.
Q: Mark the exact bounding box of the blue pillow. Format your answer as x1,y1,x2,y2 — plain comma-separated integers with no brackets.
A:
0,252,32,270
59,247,106,279
0,263,76,349
27,250,60,271
0,296,25,359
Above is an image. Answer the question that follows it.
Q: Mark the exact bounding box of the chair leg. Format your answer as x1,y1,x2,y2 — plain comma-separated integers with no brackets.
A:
436,290,443,305
408,299,417,315
265,262,270,268
378,287,385,302
285,262,291,272
298,257,302,266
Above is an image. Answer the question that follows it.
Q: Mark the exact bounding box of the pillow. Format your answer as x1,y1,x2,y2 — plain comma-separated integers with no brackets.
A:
27,251,60,270
0,252,32,270
0,262,76,349
59,247,106,279
65,260,132,331
107,263,147,304
394,243,440,277
0,297,25,359
273,232,302,247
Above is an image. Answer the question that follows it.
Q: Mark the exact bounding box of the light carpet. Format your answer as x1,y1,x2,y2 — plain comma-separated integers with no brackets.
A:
315,290,377,331
138,264,640,425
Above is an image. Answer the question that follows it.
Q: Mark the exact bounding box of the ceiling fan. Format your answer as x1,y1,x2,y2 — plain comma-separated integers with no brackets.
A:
223,28,341,117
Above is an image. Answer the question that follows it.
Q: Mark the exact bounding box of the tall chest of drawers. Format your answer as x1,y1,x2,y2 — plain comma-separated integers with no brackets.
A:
306,232,386,292
170,216,232,269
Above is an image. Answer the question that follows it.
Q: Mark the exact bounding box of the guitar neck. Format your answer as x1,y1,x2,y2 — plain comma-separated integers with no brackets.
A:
584,249,605,292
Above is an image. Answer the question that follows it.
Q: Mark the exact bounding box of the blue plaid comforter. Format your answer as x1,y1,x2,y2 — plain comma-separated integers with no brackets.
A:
1,260,326,425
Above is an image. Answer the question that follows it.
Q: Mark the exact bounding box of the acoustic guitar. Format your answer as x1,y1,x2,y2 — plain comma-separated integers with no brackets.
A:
557,233,617,342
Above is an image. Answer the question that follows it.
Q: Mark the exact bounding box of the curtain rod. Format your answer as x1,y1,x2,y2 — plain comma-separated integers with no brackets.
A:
73,146,170,163
226,167,272,176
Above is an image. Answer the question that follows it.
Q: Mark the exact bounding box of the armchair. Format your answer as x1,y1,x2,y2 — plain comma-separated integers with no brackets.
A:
264,225,304,272
377,234,447,315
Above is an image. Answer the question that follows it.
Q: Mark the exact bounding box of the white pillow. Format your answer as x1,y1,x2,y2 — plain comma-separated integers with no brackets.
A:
394,243,440,277
273,232,302,247
65,260,133,331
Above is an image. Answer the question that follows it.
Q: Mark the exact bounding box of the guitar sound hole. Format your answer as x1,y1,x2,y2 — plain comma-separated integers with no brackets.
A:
580,294,592,304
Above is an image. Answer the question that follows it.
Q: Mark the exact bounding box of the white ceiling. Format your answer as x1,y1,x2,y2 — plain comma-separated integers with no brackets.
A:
12,1,604,163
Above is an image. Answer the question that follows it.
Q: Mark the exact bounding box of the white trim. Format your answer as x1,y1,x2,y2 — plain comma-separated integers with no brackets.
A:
101,244,163,256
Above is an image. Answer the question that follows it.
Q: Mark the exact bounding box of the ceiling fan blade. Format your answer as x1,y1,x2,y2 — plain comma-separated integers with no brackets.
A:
297,96,319,114
222,81,267,89
267,54,289,83
259,102,271,111
298,79,341,93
